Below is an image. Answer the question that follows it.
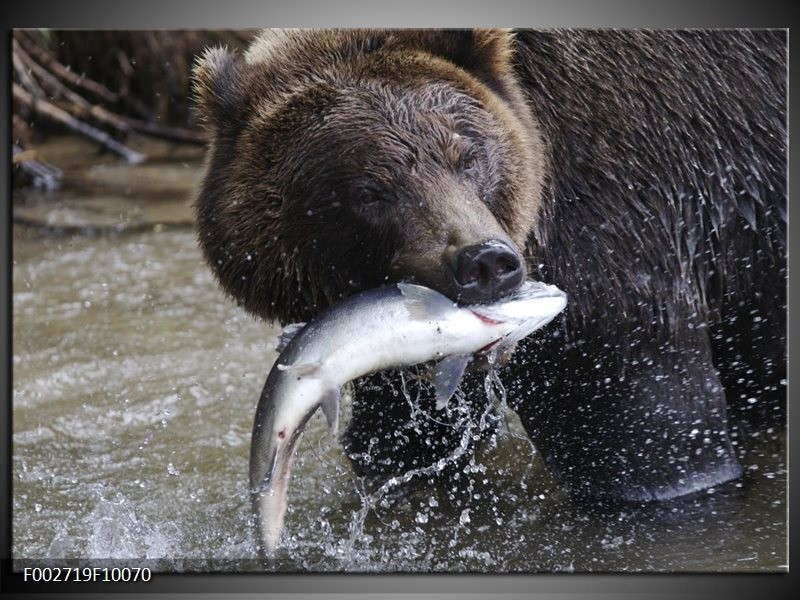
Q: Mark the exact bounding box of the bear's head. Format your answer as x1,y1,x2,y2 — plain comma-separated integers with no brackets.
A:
193,29,545,323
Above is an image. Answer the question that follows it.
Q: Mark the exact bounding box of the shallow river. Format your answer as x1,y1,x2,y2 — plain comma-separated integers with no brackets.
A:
11,140,786,572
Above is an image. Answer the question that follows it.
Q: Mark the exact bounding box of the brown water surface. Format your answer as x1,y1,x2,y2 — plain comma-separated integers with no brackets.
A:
11,136,787,572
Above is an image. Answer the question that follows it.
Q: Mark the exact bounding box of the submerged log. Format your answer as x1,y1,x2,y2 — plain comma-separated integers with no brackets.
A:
13,144,63,190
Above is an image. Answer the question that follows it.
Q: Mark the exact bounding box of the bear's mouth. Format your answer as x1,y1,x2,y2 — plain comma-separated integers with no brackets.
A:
391,238,525,306
447,239,525,304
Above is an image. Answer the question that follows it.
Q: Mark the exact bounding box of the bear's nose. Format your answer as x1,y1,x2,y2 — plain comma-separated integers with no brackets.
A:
450,240,524,304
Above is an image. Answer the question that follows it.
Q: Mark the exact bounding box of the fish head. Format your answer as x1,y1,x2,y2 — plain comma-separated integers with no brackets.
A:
469,280,568,348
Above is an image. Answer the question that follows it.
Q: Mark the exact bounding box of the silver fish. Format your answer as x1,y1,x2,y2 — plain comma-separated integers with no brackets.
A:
249,280,567,555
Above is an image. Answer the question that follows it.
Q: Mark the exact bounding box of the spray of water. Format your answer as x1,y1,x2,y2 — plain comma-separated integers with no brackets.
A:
339,364,512,568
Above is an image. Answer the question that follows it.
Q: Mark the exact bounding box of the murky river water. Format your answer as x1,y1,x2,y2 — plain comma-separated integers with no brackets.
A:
11,138,786,572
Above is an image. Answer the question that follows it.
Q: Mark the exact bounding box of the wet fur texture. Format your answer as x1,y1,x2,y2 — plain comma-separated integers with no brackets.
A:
193,29,786,501
507,31,786,499
194,30,544,324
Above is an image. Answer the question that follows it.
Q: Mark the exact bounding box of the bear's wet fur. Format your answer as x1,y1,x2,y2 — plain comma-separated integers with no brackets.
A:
193,30,786,502
193,30,545,324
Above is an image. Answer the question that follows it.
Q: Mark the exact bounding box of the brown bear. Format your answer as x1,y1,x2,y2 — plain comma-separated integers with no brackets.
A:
192,29,786,502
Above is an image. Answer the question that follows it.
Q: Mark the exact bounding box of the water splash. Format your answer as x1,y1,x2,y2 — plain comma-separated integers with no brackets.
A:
338,365,515,569
13,226,786,572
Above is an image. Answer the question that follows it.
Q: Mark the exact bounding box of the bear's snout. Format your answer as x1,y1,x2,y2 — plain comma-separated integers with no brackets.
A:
448,239,524,304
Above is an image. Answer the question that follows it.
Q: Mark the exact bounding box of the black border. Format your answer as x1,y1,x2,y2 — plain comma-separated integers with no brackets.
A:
1,0,794,597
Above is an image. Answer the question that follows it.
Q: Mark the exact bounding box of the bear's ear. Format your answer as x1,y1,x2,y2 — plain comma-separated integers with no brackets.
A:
384,29,518,101
406,29,517,89
192,46,249,129
447,29,516,80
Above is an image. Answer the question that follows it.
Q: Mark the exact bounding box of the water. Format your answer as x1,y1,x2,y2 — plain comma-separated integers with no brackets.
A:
11,140,787,572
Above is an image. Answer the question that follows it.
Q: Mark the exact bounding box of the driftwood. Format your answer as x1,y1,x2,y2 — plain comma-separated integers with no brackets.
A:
15,30,122,105
15,39,209,146
12,30,215,172
16,29,253,127
13,83,147,164
12,144,63,190
14,35,210,145
14,39,137,134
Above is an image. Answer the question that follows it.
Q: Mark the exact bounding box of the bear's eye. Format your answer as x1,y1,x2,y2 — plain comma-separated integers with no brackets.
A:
460,154,479,176
354,185,382,207
359,190,379,206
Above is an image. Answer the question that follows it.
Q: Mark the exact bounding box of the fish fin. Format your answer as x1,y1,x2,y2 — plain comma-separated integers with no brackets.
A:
276,361,320,376
432,354,471,410
275,322,306,352
397,283,455,321
320,387,341,436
